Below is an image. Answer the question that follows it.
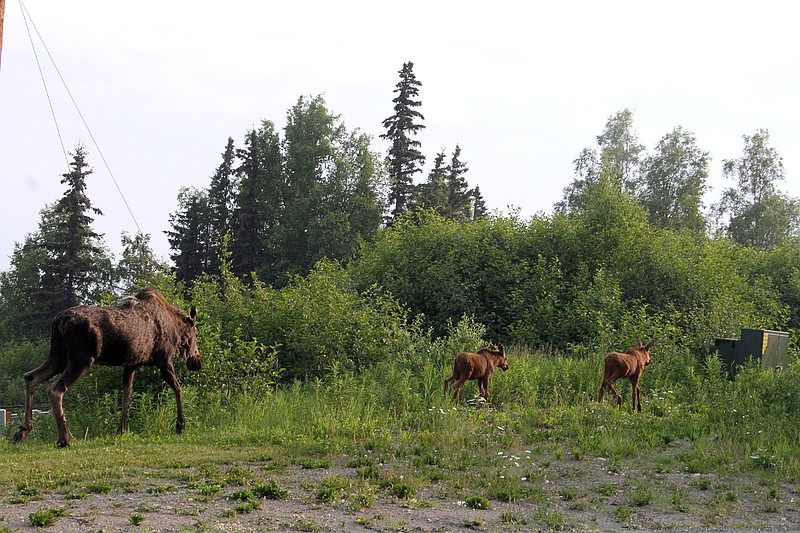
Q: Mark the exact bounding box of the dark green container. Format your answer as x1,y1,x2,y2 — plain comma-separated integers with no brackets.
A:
711,328,789,377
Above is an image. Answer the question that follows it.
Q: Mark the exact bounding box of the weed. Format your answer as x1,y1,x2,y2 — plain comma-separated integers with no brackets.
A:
613,504,632,523
129,513,146,526
594,483,617,496
254,479,289,500
291,516,321,531
315,475,349,503
628,483,654,506
64,491,87,500
559,487,578,501
464,495,490,509
381,476,416,499
299,458,331,469
146,484,176,495
535,506,566,529
29,507,68,528
87,481,112,494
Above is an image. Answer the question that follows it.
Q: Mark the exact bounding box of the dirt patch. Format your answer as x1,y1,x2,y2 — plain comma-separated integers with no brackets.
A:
2,443,800,532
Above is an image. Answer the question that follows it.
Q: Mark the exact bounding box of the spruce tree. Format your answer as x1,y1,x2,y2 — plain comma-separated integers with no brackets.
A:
445,145,472,221
472,185,488,220
207,137,236,270
167,188,212,283
411,150,448,213
41,145,110,311
230,121,283,279
381,61,425,220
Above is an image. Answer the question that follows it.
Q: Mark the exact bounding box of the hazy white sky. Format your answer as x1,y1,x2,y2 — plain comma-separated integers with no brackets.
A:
1,1,798,270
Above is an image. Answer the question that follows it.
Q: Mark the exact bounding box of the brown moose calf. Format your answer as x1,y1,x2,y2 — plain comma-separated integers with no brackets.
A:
598,340,655,412
444,344,508,403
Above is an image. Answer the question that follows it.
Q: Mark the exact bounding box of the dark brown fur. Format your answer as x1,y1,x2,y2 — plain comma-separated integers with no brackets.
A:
598,340,654,412
444,344,508,402
13,287,201,447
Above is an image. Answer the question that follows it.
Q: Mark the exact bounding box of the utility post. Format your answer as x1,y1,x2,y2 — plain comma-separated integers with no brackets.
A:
0,0,6,70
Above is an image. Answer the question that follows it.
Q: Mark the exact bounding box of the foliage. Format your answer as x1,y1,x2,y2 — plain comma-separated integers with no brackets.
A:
382,61,426,219
715,129,800,249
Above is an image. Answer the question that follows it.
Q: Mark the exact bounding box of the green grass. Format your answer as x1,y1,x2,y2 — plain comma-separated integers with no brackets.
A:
3,348,800,529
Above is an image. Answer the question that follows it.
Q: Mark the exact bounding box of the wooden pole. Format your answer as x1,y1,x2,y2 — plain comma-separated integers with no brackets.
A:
0,0,6,70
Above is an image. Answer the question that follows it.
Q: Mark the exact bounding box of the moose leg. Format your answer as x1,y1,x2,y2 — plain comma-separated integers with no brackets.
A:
631,377,642,412
13,357,65,444
117,367,137,435
604,379,623,406
451,377,469,403
443,375,455,396
478,377,490,401
159,363,185,434
48,362,89,447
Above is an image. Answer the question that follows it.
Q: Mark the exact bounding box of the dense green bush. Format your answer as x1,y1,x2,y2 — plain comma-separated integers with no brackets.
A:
350,190,798,357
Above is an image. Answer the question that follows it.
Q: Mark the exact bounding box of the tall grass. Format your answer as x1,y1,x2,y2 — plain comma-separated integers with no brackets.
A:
11,344,800,482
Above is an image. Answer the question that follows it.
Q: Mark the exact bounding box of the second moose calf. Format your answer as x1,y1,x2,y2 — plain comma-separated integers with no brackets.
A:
598,340,655,412
444,344,508,403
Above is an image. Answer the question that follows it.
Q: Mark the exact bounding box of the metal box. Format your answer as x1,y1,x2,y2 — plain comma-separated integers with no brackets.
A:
711,328,789,377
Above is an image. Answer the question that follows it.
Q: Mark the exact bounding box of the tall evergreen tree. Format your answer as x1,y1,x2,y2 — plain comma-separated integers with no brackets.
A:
381,61,425,220
41,145,111,311
445,145,472,222
230,122,283,279
472,185,488,220
0,146,111,339
207,137,236,271
411,150,448,213
167,187,212,283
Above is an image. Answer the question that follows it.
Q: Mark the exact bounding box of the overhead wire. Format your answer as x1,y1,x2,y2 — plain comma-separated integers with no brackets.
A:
17,0,142,234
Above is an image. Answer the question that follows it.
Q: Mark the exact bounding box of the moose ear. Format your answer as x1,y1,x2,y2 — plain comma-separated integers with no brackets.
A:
499,343,505,355
189,306,197,325
637,339,643,348
646,340,655,350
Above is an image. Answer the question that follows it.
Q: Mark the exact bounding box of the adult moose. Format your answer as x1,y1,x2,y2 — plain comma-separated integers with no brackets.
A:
13,287,201,447
598,340,655,412
444,344,508,403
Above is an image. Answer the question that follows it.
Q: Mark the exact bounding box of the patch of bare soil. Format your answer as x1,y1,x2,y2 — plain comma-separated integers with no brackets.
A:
2,441,800,532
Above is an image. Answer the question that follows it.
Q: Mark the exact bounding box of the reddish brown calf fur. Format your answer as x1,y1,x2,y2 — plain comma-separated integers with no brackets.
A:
598,340,655,412
444,344,508,402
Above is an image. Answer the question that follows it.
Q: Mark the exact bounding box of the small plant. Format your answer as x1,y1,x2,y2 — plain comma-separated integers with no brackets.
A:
695,478,712,490
535,506,566,529
29,507,68,528
299,458,331,469
146,485,176,495
64,492,87,500
291,517,321,532
231,489,255,502
595,483,617,496
628,483,654,506
254,480,289,500
87,481,113,494
198,482,223,500
234,500,261,514
613,505,632,523
315,476,349,503
559,487,578,501
464,495,490,510
129,513,146,526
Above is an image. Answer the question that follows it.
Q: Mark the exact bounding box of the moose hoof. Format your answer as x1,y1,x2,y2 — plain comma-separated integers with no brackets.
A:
57,439,70,448
12,428,29,444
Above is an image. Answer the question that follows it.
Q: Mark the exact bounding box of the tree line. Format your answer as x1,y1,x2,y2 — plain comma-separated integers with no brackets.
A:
1,62,799,400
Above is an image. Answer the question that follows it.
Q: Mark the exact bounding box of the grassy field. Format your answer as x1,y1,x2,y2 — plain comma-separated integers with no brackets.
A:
2,347,800,531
